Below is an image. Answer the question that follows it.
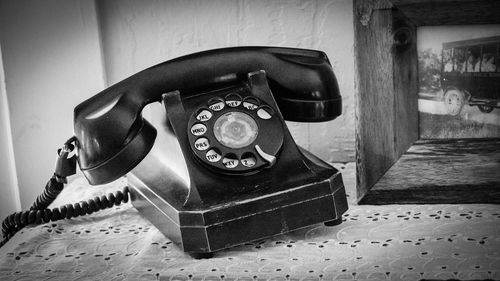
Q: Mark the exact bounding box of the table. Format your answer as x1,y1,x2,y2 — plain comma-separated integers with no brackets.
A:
1,163,499,281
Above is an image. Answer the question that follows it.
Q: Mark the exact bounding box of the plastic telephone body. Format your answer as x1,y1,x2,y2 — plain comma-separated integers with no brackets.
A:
73,47,342,185
127,71,348,255
72,46,348,256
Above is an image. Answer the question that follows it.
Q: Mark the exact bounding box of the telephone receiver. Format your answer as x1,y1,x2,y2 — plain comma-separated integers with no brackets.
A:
72,47,348,258
75,47,342,184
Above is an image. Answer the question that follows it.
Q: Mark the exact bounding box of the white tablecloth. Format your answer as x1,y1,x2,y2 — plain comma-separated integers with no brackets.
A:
1,163,499,280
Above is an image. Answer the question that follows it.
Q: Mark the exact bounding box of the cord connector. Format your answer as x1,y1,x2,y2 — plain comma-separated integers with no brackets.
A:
54,137,77,183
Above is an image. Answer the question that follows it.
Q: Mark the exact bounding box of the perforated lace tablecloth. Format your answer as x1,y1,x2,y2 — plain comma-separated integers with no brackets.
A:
1,163,499,281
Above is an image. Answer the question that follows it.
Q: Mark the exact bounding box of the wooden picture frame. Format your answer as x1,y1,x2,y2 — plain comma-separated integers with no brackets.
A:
354,0,500,204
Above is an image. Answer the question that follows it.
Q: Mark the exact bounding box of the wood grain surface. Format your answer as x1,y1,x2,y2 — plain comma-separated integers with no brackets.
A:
354,0,418,202
360,139,500,204
390,0,500,26
355,0,500,204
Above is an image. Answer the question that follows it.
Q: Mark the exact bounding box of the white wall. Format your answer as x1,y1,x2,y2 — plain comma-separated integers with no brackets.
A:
0,42,21,220
0,0,105,209
0,0,355,214
97,0,355,162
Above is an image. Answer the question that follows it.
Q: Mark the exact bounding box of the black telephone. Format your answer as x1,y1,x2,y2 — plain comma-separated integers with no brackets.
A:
4,47,348,258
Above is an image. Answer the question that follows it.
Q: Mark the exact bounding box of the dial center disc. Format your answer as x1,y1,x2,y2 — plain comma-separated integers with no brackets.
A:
213,111,258,149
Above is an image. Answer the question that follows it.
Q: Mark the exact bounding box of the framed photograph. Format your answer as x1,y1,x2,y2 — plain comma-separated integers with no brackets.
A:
354,0,500,204
418,26,500,139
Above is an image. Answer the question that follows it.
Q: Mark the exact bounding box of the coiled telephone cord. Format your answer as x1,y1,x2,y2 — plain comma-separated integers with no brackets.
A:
0,175,129,248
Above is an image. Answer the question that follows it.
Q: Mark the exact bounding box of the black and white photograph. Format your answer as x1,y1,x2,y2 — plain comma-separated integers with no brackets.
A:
0,1,499,280
417,25,500,139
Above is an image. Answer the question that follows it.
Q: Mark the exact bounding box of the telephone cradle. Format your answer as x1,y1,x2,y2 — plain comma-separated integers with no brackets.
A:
0,47,348,258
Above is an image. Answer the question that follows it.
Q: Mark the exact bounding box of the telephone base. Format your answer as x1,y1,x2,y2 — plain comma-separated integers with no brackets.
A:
128,152,348,255
190,252,214,259
324,217,343,227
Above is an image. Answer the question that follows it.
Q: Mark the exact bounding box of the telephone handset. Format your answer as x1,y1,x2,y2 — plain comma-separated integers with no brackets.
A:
75,47,342,184
2,47,348,258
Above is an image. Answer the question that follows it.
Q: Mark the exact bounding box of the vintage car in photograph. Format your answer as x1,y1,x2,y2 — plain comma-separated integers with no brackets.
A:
440,36,500,115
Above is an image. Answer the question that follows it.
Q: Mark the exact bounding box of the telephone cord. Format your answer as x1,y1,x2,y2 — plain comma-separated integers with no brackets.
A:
0,175,129,248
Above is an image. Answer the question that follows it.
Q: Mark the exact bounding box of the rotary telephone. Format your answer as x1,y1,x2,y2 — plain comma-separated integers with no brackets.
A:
1,47,348,258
